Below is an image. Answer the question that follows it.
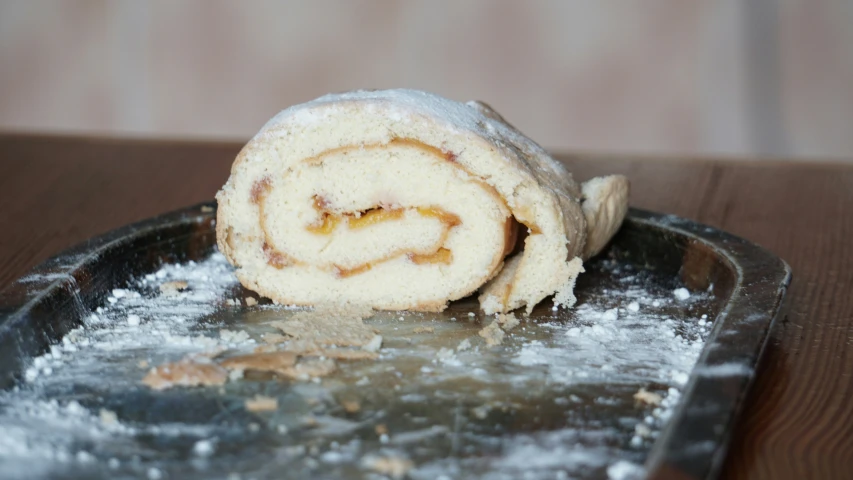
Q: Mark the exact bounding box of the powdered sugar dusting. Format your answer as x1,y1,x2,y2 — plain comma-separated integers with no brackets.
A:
254,89,579,203
1,251,716,479
22,253,244,384
402,259,713,479
513,299,705,388
0,253,242,478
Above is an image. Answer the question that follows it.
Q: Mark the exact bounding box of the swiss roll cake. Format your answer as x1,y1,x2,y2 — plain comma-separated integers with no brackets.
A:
215,89,628,313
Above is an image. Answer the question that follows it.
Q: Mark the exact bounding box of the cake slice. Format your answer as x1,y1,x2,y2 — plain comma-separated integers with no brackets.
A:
216,89,628,313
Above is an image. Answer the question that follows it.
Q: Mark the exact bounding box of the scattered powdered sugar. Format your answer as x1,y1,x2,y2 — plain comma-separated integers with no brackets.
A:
495,437,610,472
478,260,714,479
607,460,645,480
0,253,243,477
191,439,216,458
0,398,132,459
1,252,716,480
513,299,705,389
19,253,243,387
126,314,140,327
673,288,691,301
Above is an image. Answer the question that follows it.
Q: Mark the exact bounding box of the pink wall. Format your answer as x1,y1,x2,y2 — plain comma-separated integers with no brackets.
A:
1,0,852,159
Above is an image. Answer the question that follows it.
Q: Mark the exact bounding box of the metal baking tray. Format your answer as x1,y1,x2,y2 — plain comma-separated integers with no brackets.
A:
0,204,790,480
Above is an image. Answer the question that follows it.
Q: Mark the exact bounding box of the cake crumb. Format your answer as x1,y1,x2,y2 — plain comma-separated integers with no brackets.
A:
274,339,324,355
137,359,149,369
413,326,434,334
375,424,388,435
321,348,379,361
287,358,337,379
362,454,414,479
159,280,189,296
341,399,361,413
633,388,663,406
261,333,288,344
361,334,383,353
142,356,228,390
270,306,378,348
245,395,278,412
253,344,278,353
673,288,690,301
220,351,298,376
497,312,520,331
302,416,319,428
479,321,506,346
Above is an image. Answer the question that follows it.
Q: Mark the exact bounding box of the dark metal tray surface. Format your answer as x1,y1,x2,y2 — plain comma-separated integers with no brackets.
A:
0,204,790,480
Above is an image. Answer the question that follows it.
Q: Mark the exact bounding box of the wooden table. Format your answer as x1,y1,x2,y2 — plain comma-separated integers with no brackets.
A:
1,133,851,479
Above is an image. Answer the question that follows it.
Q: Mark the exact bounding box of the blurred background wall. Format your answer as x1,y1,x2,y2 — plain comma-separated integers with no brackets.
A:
1,0,852,159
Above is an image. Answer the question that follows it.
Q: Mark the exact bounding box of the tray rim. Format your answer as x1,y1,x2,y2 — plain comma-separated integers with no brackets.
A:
0,203,791,480
628,210,791,480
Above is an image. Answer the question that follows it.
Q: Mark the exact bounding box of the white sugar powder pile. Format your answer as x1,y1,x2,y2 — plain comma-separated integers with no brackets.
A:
673,288,691,301
0,253,241,477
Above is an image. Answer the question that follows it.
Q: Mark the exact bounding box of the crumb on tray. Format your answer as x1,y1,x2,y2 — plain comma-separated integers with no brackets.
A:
341,399,361,413
245,395,278,412
362,454,414,479
496,312,520,331
159,280,189,296
142,356,228,390
633,387,663,406
269,306,379,348
220,351,298,376
479,321,506,346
